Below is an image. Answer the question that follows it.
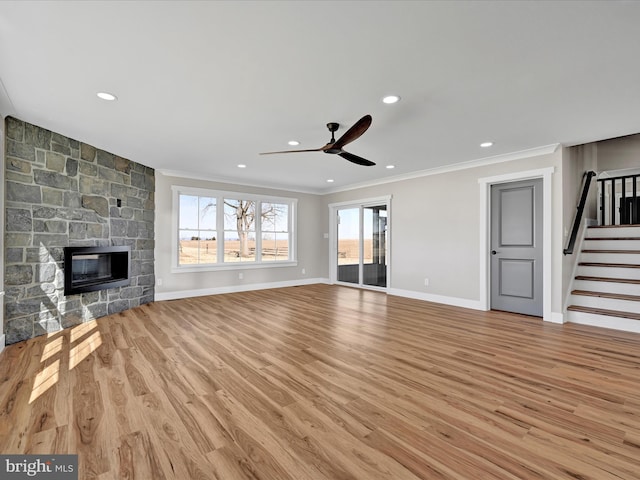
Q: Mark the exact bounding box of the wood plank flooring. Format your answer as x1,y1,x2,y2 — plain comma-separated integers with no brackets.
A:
2,284,640,479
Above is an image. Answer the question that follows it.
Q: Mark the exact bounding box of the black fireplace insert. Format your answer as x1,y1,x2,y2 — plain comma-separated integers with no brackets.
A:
64,246,131,295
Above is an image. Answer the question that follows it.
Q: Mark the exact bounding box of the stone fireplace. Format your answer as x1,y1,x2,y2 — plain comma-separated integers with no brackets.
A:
64,246,131,295
4,117,155,344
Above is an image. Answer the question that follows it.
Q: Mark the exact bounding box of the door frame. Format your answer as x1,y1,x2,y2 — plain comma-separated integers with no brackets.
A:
478,168,554,322
328,195,392,291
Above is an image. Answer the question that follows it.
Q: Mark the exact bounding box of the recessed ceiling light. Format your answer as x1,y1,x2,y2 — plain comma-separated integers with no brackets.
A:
327,179,334,183
386,165,395,169
96,92,117,101
480,142,494,148
382,95,401,104
288,140,300,146
237,164,246,168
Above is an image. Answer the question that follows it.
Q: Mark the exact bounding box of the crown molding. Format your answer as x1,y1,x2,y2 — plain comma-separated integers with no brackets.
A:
323,144,560,195
159,144,559,197
157,169,322,195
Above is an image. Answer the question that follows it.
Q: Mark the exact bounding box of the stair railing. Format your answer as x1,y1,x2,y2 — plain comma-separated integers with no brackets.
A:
597,173,640,226
564,171,597,255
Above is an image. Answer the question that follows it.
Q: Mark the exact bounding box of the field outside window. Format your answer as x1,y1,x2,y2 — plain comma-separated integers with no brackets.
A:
179,195,216,265
175,189,296,269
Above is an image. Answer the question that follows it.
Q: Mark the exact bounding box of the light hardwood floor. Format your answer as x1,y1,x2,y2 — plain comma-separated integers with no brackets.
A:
2,284,640,479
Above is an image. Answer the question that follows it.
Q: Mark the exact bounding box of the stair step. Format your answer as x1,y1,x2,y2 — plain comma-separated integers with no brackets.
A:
567,305,640,321
577,265,640,280
586,225,640,239
579,262,640,269
573,278,640,296
580,251,640,264
569,291,640,311
588,225,640,228
571,290,640,302
581,249,640,254
583,239,640,251
575,276,640,285
585,237,640,241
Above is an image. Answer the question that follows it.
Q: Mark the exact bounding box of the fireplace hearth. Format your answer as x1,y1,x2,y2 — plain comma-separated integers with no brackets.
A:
64,246,131,295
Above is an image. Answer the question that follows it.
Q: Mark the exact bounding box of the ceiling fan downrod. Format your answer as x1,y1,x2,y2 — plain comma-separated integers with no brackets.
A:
325,122,340,154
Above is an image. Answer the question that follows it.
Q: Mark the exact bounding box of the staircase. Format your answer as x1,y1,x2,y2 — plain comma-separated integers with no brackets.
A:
567,225,640,333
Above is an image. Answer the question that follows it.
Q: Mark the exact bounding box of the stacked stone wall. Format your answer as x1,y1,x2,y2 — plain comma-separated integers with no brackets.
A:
4,117,154,344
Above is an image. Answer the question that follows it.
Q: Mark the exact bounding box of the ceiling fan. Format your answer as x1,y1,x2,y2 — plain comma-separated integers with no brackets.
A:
260,114,375,166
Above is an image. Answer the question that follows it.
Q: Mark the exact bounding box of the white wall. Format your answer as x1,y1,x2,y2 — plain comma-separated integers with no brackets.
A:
321,149,565,316
154,172,326,299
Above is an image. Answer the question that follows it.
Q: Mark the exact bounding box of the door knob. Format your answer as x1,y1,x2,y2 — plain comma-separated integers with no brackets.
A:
491,250,498,255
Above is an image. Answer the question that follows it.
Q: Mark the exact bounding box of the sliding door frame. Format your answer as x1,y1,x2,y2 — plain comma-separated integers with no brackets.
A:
328,195,392,291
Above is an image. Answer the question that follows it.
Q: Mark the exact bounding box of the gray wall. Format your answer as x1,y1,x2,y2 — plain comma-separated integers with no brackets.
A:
3,117,155,344
154,172,325,298
321,150,565,315
156,150,568,318
561,145,593,309
596,133,640,172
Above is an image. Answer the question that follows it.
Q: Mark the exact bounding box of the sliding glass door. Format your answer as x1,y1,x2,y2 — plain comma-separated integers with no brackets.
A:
363,204,387,287
337,207,360,284
334,199,389,289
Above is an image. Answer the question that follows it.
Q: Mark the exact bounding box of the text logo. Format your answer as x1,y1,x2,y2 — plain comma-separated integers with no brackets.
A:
1,455,78,479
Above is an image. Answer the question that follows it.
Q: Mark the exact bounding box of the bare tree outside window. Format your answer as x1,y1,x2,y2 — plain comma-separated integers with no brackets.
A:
224,200,256,259
177,191,293,266
222,200,288,260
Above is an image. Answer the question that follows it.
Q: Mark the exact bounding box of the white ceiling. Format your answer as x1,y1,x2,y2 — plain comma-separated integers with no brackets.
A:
2,1,640,194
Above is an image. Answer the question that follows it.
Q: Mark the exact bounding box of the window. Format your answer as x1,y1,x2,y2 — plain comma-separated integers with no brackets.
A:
178,195,217,265
173,186,296,271
223,199,256,262
261,202,289,262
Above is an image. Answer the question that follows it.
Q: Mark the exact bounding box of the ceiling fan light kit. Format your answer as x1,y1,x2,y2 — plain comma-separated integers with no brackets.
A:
260,114,376,166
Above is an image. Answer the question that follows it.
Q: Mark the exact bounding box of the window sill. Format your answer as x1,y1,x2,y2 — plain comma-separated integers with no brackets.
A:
171,261,298,274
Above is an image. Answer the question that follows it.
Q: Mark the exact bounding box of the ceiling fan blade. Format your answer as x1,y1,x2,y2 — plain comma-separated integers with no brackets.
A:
259,147,325,155
332,114,372,150
339,151,376,167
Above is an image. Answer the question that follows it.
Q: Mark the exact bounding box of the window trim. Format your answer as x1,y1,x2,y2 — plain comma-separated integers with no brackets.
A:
171,186,297,273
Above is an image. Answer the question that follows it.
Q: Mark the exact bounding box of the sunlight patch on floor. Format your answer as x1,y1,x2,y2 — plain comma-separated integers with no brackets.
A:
70,320,98,343
69,331,102,370
29,359,60,404
40,336,64,362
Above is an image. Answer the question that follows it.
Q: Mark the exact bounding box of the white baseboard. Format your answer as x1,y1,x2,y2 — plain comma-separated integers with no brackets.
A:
548,312,565,324
155,277,330,301
0,334,5,354
387,288,484,310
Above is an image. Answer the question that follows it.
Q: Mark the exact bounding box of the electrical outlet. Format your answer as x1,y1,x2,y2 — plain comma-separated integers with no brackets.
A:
157,278,163,286
302,268,306,275
424,278,429,287
238,272,244,280
323,233,329,239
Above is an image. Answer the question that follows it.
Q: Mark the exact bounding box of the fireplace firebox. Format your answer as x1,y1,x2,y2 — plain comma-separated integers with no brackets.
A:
64,246,131,295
